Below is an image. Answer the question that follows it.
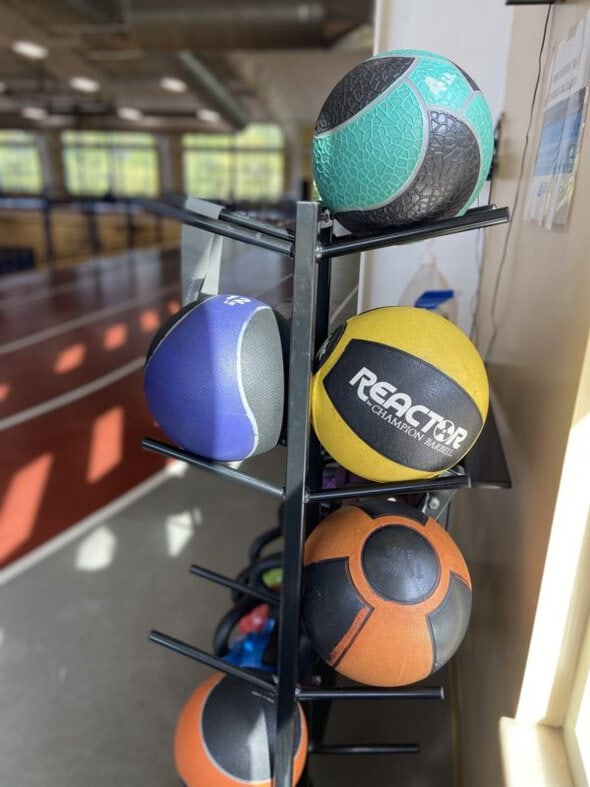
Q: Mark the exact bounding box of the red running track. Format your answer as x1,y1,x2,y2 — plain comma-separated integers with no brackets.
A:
0,245,292,567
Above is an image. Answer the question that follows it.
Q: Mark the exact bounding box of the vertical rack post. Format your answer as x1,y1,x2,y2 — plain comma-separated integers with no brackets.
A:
303,222,334,771
274,201,321,787
306,219,333,528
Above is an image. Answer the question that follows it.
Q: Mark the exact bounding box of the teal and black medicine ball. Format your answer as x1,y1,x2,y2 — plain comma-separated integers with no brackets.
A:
312,49,494,235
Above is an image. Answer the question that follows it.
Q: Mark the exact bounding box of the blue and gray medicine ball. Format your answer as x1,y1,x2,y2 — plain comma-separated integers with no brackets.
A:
144,294,285,462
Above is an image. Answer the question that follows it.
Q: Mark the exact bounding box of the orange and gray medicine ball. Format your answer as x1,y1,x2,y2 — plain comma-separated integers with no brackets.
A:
302,502,472,687
174,671,308,786
310,306,489,483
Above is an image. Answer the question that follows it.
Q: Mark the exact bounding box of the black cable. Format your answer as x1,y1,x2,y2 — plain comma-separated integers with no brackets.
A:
484,4,553,362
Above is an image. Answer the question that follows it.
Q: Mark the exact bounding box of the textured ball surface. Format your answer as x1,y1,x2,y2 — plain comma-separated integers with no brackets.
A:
144,294,285,462
313,49,494,234
310,306,489,483
302,502,472,687
174,672,308,786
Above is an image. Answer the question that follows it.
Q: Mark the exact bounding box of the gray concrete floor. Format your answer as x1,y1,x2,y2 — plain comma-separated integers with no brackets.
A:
0,451,285,786
0,446,452,787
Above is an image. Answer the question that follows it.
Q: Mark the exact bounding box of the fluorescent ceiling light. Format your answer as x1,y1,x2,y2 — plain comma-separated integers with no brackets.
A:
197,108,221,123
21,106,48,120
70,76,100,93
160,76,187,93
117,106,143,121
12,40,48,60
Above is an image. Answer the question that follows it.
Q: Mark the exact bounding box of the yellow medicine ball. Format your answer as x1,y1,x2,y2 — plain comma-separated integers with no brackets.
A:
310,307,489,483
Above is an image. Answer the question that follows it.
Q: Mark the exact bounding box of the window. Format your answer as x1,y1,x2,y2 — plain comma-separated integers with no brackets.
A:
183,123,284,201
0,131,43,194
501,341,590,785
563,611,590,784
62,131,158,197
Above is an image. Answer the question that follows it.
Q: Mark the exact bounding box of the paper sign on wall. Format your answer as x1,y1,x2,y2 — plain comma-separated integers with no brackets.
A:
525,13,590,230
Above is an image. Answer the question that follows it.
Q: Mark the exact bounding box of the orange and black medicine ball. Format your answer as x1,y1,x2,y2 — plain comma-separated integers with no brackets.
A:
174,671,308,786
310,306,489,483
302,502,472,687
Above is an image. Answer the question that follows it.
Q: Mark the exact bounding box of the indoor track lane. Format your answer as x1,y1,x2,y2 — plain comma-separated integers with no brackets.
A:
0,244,293,569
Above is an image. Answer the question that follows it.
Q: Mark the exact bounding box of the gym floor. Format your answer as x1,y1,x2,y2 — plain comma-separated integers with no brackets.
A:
0,241,453,786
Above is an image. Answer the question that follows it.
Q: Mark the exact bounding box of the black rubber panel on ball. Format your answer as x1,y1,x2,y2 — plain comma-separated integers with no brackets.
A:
201,675,301,782
302,558,371,661
315,322,346,372
361,525,440,603
336,111,481,234
314,56,414,134
240,307,284,454
453,62,480,90
323,339,483,472
356,500,428,525
427,572,472,671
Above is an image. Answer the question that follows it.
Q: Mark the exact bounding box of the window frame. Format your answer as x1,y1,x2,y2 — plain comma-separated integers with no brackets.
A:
500,334,590,786
61,131,159,197
182,123,285,202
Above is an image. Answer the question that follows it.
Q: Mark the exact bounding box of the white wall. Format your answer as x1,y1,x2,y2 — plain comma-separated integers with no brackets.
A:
452,3,590,783
359,0,513,335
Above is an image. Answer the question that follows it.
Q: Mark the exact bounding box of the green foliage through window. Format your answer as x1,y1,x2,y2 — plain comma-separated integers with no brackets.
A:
0,131,43,194
183,123,284,201
62,131,159,197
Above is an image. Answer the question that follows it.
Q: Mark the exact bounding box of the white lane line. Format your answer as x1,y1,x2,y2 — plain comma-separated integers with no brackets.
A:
0,247,154,295
2,278,91,308
0,271,294,430
0,462,182,586
0,283,178,356
1,249,177,309
0,357,145,431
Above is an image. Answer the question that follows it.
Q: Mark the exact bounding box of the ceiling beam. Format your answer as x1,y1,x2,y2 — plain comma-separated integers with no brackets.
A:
177,51,250,130
0,111,230,133
0,5,251,129
0,5,113,95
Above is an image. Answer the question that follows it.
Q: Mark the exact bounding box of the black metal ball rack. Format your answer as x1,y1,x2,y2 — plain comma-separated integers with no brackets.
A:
141,198,511,787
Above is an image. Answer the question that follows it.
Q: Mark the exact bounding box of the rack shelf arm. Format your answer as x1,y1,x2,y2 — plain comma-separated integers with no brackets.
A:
141,437,285,499
274,202,322,787
148,630,278,694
